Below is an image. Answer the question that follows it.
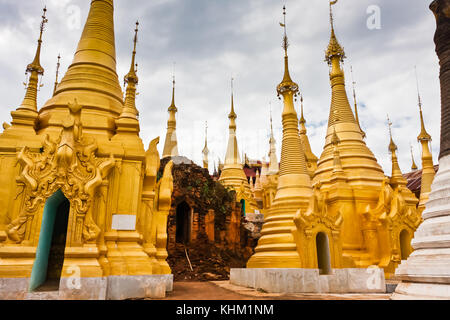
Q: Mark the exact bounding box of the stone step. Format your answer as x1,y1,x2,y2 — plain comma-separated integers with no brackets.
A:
25,291,59,300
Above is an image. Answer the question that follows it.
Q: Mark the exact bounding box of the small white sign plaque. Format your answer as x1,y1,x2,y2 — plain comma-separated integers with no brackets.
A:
111,214,136,231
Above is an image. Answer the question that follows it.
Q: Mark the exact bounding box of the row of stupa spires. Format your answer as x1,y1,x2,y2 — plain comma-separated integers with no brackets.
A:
13,4,434,211
160,45,433,199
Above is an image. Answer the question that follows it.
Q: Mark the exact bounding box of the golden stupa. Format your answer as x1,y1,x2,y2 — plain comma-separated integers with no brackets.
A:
0,1,174,300
218,81,258,214
247,6,313,268
243,2,423,282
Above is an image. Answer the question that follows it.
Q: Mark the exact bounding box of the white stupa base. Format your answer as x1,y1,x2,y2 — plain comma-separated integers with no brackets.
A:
230,268,386,293
393,154,450,299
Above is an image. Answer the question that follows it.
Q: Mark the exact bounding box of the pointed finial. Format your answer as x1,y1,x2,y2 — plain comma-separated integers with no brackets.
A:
387,114,397,153
133,21,139,51
203,121,209,156
415,66,422,111
27,6,48,76
16,6,48,114
229,77,237,120
120,21,141,121
351,65,357,103
168,64,177,112
325,0,345,65
415,66,432,142
53,54,61,96
299,94,306,124
350,66,366,138
277,5,298,96
410,143,418,171
329,1,338,31
124,20,139,86
280,5,289,56
387,114,393,138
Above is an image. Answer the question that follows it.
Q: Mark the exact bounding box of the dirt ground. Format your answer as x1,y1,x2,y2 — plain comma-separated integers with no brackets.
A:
153,281,392,300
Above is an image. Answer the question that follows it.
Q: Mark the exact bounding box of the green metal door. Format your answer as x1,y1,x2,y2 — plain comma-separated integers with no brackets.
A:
29,190,67,292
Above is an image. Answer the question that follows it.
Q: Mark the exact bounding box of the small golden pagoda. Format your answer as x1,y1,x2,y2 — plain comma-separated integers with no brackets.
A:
0,1,174,300
218,81,257,214
162,77,179,158
310,2,421,278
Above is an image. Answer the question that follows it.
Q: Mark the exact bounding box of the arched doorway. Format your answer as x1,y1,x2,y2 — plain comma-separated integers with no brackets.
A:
400,229,412,260
176,201,192,244
316,232,332,275
29,190,70,292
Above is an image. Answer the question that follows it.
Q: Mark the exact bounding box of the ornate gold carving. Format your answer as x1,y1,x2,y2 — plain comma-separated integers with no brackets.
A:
7,100,115,244
294,183,343,236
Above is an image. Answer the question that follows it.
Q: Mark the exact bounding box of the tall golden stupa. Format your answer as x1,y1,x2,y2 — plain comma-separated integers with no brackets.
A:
231,2,424,293
0,0,174,300
246,6,313,268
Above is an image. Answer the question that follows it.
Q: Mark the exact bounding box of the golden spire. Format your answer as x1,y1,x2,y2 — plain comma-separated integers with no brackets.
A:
268,106,279,175
203,121,209,152
299,94,306,131
410,144,418,171
203,121,209,169
119,21,140,121
387,115,397,153
162,72,179,158
229,77,237,123
16,6,48,114
277,6,299,98
269,105,275,144
351,66,366,138
414,67,435,212
53,54,61,96
324,0,357,128
387,115,405,183
325,0,346,65
415,68,432,142
169,70,177,113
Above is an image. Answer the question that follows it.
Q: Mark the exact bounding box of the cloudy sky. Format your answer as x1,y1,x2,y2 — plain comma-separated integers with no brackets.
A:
0,0,441,176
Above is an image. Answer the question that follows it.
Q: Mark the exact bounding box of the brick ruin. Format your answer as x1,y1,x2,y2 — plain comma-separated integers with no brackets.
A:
159,157,260,281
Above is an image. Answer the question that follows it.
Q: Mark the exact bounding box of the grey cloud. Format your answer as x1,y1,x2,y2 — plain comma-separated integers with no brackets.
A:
0,0,441,176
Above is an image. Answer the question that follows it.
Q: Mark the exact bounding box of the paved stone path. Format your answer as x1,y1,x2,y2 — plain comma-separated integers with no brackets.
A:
155,281,391,300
